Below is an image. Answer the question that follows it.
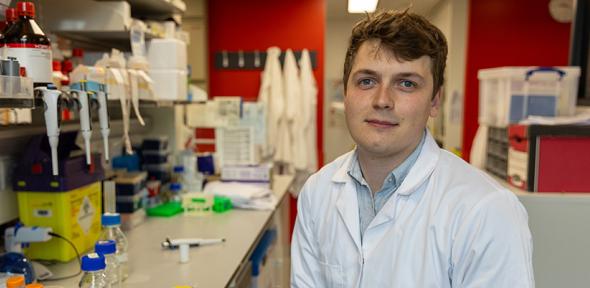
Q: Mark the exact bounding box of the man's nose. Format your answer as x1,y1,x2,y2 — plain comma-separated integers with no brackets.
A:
372,86,394,110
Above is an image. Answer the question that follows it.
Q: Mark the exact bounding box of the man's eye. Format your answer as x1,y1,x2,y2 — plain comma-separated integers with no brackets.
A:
399,80,416,88
358,78,375,88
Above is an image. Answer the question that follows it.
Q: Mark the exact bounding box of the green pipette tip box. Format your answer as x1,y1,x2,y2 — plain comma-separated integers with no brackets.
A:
146,201,183,217
213,196,232,213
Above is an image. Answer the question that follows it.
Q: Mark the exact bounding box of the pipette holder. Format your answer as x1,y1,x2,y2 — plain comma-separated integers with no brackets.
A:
12,131,104,192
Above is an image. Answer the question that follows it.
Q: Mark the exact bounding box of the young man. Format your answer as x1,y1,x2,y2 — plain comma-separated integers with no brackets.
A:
291,10,534,287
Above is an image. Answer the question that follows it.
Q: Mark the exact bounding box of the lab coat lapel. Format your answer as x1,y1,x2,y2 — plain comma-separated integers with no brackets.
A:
368,131,441,229
332,153,362,251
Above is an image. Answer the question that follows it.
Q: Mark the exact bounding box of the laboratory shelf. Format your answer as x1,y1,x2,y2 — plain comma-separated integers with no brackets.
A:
107,99,193,108
95,0,186,17
53,30,156,52
0,118,150,140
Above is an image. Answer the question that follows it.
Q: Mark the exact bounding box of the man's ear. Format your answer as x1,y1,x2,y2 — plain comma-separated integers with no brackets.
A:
429,88,442,118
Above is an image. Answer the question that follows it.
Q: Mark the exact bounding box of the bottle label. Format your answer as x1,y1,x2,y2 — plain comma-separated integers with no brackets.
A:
6,44,52,83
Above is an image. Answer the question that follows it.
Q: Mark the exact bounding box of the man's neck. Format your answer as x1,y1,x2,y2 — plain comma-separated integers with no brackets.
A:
357,140,421,194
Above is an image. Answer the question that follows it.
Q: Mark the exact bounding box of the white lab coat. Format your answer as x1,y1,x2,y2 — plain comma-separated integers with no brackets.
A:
258,47,284,159
281,49,298,165
291,131,534,288
298,49,318,172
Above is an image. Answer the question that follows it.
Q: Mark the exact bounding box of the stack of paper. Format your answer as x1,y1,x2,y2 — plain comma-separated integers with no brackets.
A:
203,181,277,210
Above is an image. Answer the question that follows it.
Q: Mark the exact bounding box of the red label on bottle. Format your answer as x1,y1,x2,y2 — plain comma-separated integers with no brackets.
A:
3,43,50,49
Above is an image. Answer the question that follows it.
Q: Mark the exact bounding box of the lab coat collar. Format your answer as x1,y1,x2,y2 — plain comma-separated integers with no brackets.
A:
368,131,440,229
331,150,355,183
331,130,440,192
331,131,440,249
396,130,440,196
335,176,362,251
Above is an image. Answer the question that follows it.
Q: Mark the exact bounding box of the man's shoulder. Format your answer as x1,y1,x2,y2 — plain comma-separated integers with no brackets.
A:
434,149,515,204
300,151,354,201
316,150,354,178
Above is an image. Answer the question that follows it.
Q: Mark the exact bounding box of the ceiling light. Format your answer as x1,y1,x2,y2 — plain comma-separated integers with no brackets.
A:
348,0,379,13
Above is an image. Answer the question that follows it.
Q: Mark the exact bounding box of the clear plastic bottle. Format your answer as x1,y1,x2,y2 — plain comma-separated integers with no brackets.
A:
94,240,120,288
169,182,183,202
79,253,106,288
99,213,129,281
171,165,184,184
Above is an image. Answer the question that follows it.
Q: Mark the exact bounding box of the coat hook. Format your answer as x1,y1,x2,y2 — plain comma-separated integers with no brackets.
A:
254,50,261,68
238,50,245,68
222,50,229,68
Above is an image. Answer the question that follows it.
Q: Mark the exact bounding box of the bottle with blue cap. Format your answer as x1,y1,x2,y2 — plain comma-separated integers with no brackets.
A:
172,165,185,184
79,253,106,288
99,213,128,281
95,240,120,287
169,182,183,201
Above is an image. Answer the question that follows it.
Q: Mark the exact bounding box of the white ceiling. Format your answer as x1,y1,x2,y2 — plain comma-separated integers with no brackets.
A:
327,0,442,20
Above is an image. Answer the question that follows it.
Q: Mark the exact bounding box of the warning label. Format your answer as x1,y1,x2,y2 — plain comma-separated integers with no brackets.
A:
77,196,95,234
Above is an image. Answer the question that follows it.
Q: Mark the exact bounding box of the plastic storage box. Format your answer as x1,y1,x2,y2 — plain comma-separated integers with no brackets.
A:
478,66,580,127
17,182,102,262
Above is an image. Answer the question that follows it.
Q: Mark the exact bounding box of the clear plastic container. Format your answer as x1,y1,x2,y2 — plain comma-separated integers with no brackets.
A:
478,66,580,127
94,240,120,287
99,213,129,281
0,75,33,108
79,253,106,288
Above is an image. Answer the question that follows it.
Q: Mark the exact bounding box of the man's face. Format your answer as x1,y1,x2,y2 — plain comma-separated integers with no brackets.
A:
344,39,440,160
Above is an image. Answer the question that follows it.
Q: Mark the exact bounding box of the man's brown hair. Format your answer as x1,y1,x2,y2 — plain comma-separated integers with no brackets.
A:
343,9,448,97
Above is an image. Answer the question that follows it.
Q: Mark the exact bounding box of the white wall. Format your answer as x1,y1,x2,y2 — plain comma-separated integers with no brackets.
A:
323,19,359,163
428,0,468,154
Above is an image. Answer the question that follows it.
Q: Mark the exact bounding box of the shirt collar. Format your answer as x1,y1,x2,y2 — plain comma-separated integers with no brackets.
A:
347,131,426,190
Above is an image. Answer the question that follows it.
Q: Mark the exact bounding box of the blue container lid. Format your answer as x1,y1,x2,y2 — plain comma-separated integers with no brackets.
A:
81,253,105,271
173,165,185,173
170,182,182,192
101,213,121,226
95,240,116,255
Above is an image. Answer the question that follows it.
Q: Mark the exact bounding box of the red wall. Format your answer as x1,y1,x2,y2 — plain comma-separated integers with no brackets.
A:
462,0,571,161
208,0,325,168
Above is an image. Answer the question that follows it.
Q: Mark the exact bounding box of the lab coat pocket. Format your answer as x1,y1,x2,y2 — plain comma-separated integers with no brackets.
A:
319,261,344,288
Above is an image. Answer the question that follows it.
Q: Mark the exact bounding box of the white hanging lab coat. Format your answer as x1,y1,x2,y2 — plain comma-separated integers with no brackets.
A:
280,49,299,164
291,131,534,287
299,49,318,172
258,47,284,159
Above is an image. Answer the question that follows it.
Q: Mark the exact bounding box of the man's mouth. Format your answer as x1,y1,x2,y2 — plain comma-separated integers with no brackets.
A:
365,119,399,128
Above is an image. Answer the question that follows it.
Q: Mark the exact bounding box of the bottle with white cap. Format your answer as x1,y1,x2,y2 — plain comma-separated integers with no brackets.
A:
94,240,120,287
79,253,107,288
99,213,129,280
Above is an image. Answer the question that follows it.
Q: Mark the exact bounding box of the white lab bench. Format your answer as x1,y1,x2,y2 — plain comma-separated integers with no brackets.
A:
45,174,294,288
